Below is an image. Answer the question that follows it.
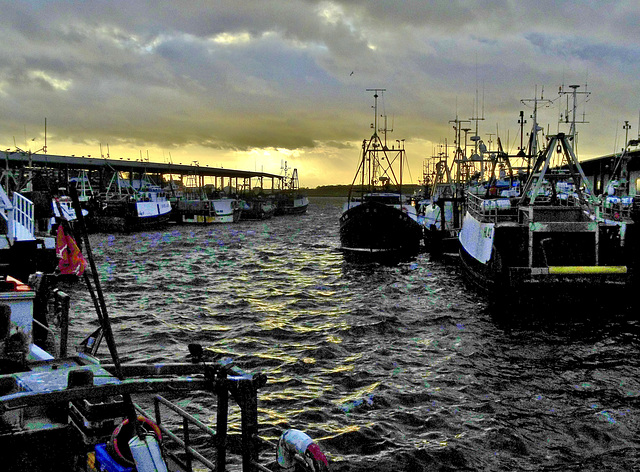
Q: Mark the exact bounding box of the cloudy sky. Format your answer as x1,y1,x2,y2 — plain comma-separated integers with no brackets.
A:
2,1,639,188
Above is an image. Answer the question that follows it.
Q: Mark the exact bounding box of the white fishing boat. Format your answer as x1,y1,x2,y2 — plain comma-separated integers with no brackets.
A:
89,172,172,232
175,193,241,224
589,123,640,277
458,86,632,303
416,146,465,256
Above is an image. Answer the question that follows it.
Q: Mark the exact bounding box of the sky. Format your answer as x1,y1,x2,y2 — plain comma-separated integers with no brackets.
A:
1,1,640,188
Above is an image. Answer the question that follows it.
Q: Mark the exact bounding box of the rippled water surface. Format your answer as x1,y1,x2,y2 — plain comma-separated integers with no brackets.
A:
61,197,640,471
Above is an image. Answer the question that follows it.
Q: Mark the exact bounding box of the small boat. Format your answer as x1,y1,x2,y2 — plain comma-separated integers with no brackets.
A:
273,165,309,215
340,90,423,260
416,144,465,256
239,194,276,220
175,191,241,224
458,87,632,304
0,194,330,472
88,172,172,232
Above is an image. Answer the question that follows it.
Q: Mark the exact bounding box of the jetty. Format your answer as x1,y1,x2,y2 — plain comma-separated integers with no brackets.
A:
0,150,310,230
1,151,286,192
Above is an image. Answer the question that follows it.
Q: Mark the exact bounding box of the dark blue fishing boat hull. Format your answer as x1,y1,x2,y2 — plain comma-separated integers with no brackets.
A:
339,201,423,255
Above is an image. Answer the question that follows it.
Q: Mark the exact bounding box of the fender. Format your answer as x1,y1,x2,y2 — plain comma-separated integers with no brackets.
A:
276,429,329,471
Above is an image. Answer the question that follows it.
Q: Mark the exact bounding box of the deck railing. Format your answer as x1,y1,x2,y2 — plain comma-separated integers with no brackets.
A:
598,196,634,221
466,192,517,222
8,192,35,242
133,366,271,472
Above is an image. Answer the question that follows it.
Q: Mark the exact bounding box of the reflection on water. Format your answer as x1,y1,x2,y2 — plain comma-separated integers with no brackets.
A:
59,197,640,471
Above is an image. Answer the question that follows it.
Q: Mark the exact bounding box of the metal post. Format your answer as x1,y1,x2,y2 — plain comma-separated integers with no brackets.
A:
238,380,260,472
183,416,192,472
216,370,228,472
56,290,70,357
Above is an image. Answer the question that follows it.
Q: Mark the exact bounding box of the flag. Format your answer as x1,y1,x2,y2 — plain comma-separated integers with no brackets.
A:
78,326,103,355
56,225,87,276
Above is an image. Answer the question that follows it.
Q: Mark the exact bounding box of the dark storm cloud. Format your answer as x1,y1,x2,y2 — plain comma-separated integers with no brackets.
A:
1,0,639,181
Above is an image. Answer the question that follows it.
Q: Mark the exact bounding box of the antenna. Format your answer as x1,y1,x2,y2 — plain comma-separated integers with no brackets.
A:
558,83,590,145
521,85,552,160
624,120,631,149
366,88,386,137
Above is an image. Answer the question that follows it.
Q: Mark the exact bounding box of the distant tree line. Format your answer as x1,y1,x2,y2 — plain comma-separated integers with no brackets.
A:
302,184,423,197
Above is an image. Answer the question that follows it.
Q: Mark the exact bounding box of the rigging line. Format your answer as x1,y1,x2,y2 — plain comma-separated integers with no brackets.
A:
405,156,413,183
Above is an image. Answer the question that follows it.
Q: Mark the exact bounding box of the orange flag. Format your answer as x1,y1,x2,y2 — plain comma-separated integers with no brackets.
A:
56,225,87,276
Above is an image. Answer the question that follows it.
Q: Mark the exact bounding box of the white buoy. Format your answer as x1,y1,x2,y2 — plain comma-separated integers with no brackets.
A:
128,434,168,472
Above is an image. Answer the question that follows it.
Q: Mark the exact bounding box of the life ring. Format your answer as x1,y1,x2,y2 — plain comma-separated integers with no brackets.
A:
276,429,328,472
110,415,163,466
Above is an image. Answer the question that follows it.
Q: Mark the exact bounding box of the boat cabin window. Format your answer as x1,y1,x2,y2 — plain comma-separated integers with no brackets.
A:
364,194,401,205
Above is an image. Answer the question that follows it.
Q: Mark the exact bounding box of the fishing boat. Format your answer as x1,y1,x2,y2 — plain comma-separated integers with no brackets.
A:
174,191,241,224
172,172,240,224
239,194,276,220
0,184,57,282
587,123,640,281
458,87,633,303
88,172,172,232
273,165,309,216
340,89,423,260
416,137,469,256
175,195,241,224
0,188,330,472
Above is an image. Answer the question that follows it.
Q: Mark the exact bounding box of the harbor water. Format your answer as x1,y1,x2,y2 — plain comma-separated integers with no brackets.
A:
61,197,640,471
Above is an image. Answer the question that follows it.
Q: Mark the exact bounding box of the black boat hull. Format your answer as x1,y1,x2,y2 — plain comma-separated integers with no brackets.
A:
458,211,633,306
339,201,423,256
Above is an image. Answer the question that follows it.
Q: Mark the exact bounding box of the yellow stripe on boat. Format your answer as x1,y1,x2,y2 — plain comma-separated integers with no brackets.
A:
547,266,627,274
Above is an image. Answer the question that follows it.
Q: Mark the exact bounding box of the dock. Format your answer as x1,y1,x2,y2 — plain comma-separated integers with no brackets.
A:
1,151,285,191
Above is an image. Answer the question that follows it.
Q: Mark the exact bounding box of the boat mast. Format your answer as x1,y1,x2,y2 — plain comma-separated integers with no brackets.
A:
520,86,552,173
449,115,471,187
469,84,485,180
559,83,590,152
366,88,385,141
520,85,593,205
366,88,386,193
